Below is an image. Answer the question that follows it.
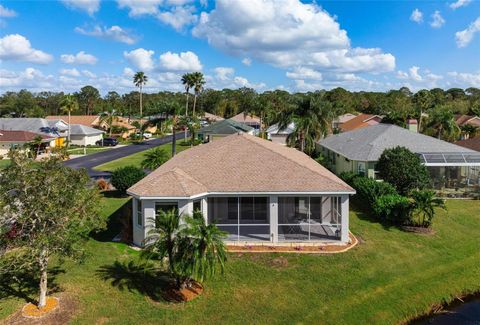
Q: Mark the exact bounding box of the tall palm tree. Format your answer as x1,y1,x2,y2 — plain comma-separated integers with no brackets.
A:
158,100,184,156
426,106,461,141
133,71,148,121
181,73,194,116
60,94,79,147
190,72,205,117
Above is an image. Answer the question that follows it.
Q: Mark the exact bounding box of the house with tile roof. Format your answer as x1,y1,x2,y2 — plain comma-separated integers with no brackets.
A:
339,113,382,132
128,133,354,246
266,122,296,145
0,118,68,148
230,112,262,133
197,119,255,143
318,124,480,191
0,130,55,156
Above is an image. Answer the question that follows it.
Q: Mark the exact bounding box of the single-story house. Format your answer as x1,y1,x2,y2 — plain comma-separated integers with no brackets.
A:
0,130,55,156
266,122,296,145
198,119,254,143
339,113,382,132
332,113,357,130
47,115,137,138
46,115,100,127
128,133,355,246
455,137,480,152
317,123,480,191
455,115,480,139
69,124,104,146
230,112,262,132
202,112,224,123
0,118,68,147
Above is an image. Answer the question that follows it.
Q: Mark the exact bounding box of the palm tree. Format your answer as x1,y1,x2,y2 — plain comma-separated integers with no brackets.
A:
179,115,200,146
426,106,461,141
158,100,184,156
28,135,44,159
141,147,169,170
99,107,118,137
410,190,446,228
133,71,148,121
181,73,194,116
60,94,78,147
190,72,205,117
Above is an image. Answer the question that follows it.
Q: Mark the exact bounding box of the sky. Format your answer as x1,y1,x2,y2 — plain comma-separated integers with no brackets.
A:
0,0,479,94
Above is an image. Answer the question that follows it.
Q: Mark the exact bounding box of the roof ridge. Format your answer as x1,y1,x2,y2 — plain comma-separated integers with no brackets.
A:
171,167,206,194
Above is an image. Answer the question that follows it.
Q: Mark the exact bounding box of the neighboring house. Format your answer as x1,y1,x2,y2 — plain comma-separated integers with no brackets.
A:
332,113,357,130
455,137,480,152
0,118,68,147
128,133,354,246
46,115,100,127
0,130,54,155
266,122,295,145
198,119,254,143
69,124,104,146
202,112,224,123
339,113,382,132
317,124,480,190
455,115,480,139
230,112,262,132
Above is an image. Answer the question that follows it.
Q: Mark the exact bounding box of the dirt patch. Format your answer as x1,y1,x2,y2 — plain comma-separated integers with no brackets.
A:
270,256,289,268
2,293,77,325
161,281,204,303
401,226,436,235
22,297,59,318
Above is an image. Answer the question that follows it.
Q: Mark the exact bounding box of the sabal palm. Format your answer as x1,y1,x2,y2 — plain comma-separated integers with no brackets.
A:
158,100,184,156
190,72,205,117
410,190,446,227
60,94,79,147
99,107,117,137
133,71,148,119
181,73,195,116
427,106,460,141
141,147,169,170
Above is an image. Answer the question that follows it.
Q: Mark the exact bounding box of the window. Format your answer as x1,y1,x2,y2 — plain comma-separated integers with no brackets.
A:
136,199,143,227
193,199,202,212
357,162,366,176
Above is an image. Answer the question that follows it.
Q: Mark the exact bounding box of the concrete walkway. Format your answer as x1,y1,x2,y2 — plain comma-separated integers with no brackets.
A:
64,133,185,178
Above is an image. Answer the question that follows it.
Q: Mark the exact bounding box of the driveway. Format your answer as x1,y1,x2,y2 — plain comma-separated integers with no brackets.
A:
64,133,185,177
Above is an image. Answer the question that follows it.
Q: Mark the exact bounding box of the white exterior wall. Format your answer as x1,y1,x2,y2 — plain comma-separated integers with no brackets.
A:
70,134,103,146
270,134,288,145
340,195,350,243
269,195,278,243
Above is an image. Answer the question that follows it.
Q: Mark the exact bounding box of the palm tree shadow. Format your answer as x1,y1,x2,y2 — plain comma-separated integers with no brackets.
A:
96,260,185,303
0,266,64,304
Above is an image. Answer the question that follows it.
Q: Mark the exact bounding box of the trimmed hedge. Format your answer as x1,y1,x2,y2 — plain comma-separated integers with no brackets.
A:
352,177,397,207
111,166,146,194
372,194,411,223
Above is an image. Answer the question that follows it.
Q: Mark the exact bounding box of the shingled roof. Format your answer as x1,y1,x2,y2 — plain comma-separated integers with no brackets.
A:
128,133,353,198
198,119,253,135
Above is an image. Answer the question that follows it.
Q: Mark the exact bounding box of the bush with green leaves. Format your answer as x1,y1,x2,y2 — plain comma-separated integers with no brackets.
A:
377,146,430,195
352,177,397,208
372,194,412,224
111,166,146,194
141,147,169,170
408,189,446,228
339,171,359,185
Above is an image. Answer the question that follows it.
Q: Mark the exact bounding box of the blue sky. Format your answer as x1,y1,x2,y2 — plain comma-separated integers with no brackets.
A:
0,0,479,94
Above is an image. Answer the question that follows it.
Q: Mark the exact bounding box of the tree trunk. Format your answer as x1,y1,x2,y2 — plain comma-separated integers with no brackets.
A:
38,249,49,308
67,111,71,147
139,86,143,125
172,119,177,157
193,94,197,117
185,93,189,117
300,130,305,152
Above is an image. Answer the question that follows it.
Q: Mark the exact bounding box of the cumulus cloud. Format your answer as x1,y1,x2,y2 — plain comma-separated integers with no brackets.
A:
447,71,480,86
396,66,443,89
157,6,197,31
82,70,97,78
61,0,100,15
242,58,252,66
214,67,234,81
75,25,138,44
192,0,395,78
123,48,155,71
0,34,53,64
455,17,480,48
158,51,202,71
449,0,471,10
60,68,81,77
60,51,98,65
410,9,423,23
0,4,17,17
286,67,322,80
117,0,163,16
0,68,55,90
430,11,445,28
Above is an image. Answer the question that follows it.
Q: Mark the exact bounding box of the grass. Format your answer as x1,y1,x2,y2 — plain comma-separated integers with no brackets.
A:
93,141,191,172
0,198,479,324
67,147,112,155
0,159,10,169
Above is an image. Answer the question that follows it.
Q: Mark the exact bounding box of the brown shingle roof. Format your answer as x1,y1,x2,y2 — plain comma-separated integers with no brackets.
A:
0,130,53,142
128,133,354,197
46,115,99,127
340,114,382,132
455,137,480,152
230,112,261,124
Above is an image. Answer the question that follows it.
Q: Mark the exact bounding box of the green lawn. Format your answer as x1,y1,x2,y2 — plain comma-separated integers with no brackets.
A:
0,159,10,169
1,198,479,324
68,147,112,155
94,141,191,172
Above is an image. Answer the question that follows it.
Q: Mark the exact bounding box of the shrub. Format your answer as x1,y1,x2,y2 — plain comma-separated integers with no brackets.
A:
408,190,446,228
352,177,397,208
111,166,146,194
372,194,411,224
141,148,169,170
96,178,110,191
377,146,430,195
339,171,359,185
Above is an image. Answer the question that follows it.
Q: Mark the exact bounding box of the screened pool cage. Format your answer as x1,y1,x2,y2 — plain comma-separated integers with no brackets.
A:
418,152,480,196
207,196,342,242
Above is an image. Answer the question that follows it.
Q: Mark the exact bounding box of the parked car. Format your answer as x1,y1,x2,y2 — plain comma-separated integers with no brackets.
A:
96,137,118,146
135,132,153,139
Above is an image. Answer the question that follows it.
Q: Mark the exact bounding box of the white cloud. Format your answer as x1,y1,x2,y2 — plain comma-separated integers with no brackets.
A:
192,0,395,78
82,70,97,78
157,6,197,31
0,68,55,90
158,51,202,71
430,11,445,28
61,0,100,15
410,9,423,23
117,0,163,16
396,66,443,89
286,67,322,80
60,51,98,65
75,25,138,44
450,0,471,10
0,4,17,17
123,67,135,77
214,67,234,81
0,34,53,64
124,48,155,71
455,17,480,48
60,68,81,77
242,58,252,66
447,71,480,87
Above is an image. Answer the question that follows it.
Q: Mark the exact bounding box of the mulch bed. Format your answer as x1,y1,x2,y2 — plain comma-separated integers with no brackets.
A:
3,293,77,325
401,226,436,235
162,281,204,303
227,232,358,254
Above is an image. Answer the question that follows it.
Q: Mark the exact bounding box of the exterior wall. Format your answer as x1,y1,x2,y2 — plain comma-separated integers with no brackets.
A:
70,134,103,146
270,134,288,145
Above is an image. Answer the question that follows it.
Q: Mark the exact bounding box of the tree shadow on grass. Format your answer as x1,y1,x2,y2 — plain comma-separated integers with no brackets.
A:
96,260,186,303
351,200,397,231
0,266,65,304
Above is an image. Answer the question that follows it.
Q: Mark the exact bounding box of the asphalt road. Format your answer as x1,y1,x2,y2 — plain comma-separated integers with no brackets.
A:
64,133,185,177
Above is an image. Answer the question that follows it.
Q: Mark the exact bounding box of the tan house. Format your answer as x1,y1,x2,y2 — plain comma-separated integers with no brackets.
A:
0,130,55,155
230,112,262,133
46,115,137,138
128,133,354,246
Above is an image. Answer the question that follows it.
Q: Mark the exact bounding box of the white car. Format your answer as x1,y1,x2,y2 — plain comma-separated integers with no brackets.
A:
135,132,153,139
